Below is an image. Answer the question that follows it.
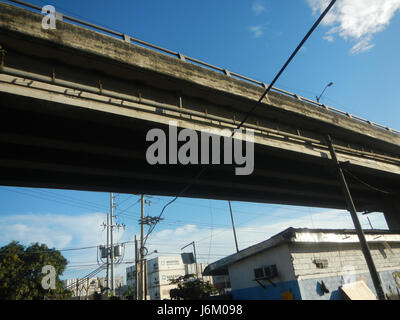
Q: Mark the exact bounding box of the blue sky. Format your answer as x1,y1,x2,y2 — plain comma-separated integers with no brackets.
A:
1,0,399,280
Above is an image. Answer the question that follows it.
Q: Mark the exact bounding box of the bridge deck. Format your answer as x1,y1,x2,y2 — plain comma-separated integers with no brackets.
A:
0,2,399,213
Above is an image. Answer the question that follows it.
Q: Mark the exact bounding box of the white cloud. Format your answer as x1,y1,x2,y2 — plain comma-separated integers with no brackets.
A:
0,208,388,279
143,209,389,264
252,2,267,15
0,212,106,249
307,0,400,54
249,25,263,38
323,34,334,42
300,46,308,53
0,212,109,279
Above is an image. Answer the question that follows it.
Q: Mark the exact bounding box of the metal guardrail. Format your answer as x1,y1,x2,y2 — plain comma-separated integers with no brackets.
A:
4,0,400,136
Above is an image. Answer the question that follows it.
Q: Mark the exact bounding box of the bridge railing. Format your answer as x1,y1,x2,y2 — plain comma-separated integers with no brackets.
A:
4,0,400,135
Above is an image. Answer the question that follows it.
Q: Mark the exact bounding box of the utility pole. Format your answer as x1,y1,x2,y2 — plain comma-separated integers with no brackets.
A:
144,258,148,300
228,201,239,253
326,135,385,300
110,192,115,295
106,211,110,295
134,235,138,300
140,194,145,300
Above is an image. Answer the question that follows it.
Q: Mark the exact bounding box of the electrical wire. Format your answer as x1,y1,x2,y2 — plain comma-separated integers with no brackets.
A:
116,198,141,215
0,187,107,213
116,194,138,207
64,264,106,290
141,1,337,244
3,0,338,259
343,168,396,195
234,0,337,133
0,244,99,256
27,188,108,211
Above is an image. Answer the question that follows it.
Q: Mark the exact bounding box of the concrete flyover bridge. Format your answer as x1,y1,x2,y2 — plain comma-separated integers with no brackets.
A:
0,1,399,228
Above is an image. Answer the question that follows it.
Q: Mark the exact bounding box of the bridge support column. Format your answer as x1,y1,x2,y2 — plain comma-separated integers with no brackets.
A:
383,197,400,231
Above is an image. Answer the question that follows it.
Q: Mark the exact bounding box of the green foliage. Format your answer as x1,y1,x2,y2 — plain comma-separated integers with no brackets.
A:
169,274,218,300
0,241,71,300
124,285,133,297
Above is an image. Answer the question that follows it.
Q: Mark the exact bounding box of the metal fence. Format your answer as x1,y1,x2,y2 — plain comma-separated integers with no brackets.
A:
5,0,400,135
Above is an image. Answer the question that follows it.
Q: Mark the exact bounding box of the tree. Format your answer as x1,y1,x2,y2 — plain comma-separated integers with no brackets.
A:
123,285,134,300
169,274,218,300
0,241,71,300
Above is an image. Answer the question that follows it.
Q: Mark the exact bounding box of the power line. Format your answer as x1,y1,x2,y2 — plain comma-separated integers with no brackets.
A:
2,1,338,264
0,244,98,256
343,168,396,195
116,197,141,215
116,194,139,208
28,188,108,211
141,0,337,243
151,195,334,217
0,187,107,213
0,241,135,256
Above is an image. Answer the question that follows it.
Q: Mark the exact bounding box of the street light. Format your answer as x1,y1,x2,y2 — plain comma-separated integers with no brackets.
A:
148,250,158,256
316,82,334,103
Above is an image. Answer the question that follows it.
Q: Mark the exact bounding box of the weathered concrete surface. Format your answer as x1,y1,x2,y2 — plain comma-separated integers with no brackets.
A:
0,2,399,152
0,2,399,224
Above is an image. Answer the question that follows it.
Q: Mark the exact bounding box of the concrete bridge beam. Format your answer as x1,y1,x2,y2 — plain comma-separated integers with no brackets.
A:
384,198,400,231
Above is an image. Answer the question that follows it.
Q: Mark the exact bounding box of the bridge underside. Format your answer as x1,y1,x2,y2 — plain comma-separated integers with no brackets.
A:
0,1,399,227
0,90,397,213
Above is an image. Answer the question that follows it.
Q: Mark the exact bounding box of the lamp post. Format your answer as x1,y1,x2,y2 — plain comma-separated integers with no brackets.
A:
316,82,333,103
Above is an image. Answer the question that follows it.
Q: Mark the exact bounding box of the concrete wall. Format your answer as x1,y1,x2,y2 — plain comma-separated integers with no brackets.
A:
148,269,187,300
228,244,301,300
147,256,185,300
289,242,400,300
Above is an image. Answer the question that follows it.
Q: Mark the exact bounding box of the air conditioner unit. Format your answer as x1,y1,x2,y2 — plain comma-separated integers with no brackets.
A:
263,265,278,278
254,268,264,279
254,264,278,280
313,259,328,269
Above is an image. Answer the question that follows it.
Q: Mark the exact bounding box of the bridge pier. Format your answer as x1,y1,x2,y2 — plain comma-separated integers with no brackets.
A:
383,197,400,230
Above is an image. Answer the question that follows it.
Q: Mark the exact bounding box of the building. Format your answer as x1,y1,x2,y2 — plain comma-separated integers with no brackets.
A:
126,255,230,300
203,228,400,300
62,276,124,299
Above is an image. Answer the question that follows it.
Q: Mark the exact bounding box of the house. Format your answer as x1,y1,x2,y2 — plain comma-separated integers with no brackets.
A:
203,228,400,300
